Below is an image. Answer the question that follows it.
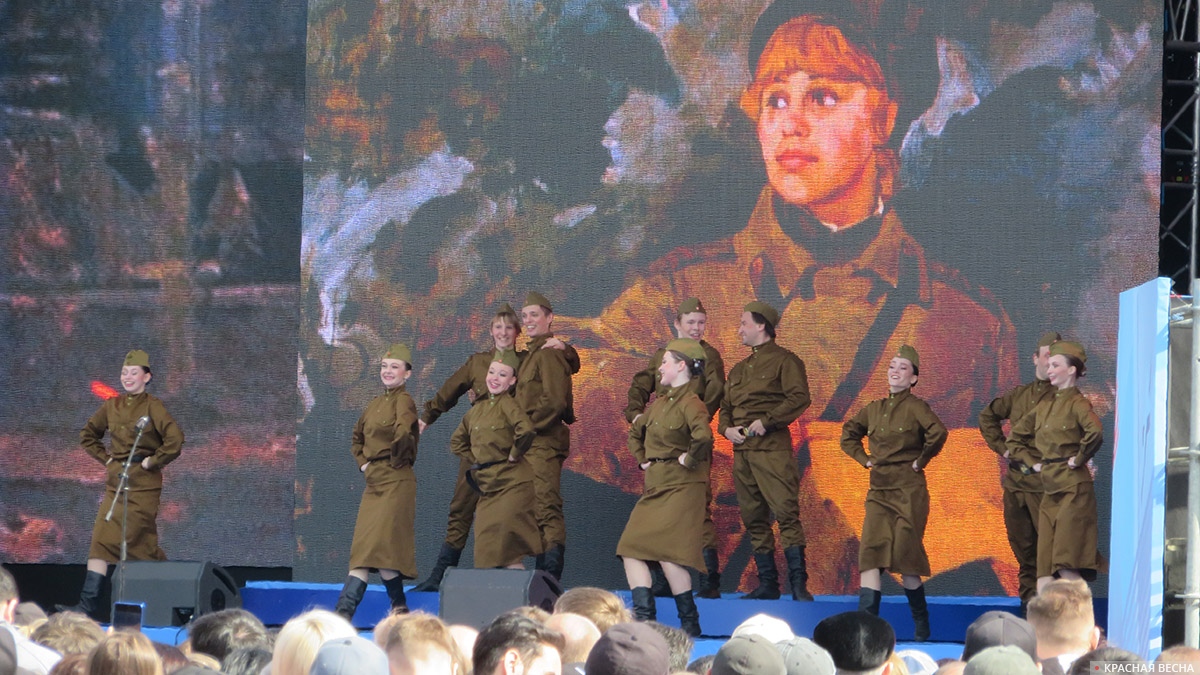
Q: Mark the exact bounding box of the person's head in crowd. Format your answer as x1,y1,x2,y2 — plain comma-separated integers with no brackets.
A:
47,652,88,675
448,625,479,667
511,606,553,624
0,567,18,624
153,641,190,673
777,637,835,675
186,652,223,671
378,611,465,675
271,609,357,675
1158,645,1200,664
545,613,601,667
711,634,785,675
88,631,165,675
12,603,46,633
931,661,964,675
187,608,272,661
1025,580,1100,663
895,650,937,675
473,612,565,675
731,613,795,644
554,588,632,634
222,647,273,675
173,666,222,675
585,622,670,675
885,654,909,675
961,611,1038,662
309,635,389,675
1066,647,1144,675
963,646,1038,675
31,611,105,656
812,611,895,675
645,621,691,674
687,654,716,675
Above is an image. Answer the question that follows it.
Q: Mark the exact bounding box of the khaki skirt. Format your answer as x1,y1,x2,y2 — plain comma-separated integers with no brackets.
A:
1037,482,1103,579
859,485,931,576
349,464,417,578
616,480,706,570
90,488,167,563
474,481,543,568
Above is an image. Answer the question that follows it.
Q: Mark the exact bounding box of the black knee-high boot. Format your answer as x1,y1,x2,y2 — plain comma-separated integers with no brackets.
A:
383,576,409,613
694,548,721,599
674,592,701,637
56,570,107,620
740,551,780,600
783,546,814,601
858,587,882,615
334,576,367,620
412,543,462,592
631,587,656,621
905,585,930,642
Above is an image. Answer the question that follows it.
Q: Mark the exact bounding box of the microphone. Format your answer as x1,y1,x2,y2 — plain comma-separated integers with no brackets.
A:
135,416,150,431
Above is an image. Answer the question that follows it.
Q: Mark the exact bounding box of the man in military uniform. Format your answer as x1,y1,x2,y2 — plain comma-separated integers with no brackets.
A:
625,297,726,598
978,331,1060,613
517,291,576,580
720,301,813,600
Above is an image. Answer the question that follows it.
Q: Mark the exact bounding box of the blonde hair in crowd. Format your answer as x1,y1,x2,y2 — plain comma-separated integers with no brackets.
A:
87,631,165,675
271,609,357,675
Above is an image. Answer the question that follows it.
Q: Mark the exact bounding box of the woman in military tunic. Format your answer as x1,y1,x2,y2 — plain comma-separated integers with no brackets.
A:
449,349,540,568
61,349,185,619
617,338,712,637
841,345,946,641
333,343,419,621
1006,340,1103,592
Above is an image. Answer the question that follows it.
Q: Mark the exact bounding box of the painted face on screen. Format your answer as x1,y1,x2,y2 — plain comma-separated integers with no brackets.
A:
674,311,707,341
491,317,519,350
486,361,518,395
380,358,410,389
1046,354,1077,389
521,305,553,338
120,366,151,395
745,18,897,227
887,357,917,392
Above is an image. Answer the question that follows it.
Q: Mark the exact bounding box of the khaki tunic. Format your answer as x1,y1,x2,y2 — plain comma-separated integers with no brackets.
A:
617,386,713,569
979,378,1056,600
348,385,419,577
719,340,811,551
626,341,725,549
515,333,575,548
841,389,947,576
81,393,184,562
1007,387,1103,578
450,393,539,568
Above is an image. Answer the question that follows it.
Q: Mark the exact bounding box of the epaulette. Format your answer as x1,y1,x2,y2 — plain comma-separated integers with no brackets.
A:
645,239,738,276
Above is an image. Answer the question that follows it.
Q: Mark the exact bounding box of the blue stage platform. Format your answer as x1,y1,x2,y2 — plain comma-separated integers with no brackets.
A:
237,580,1042,644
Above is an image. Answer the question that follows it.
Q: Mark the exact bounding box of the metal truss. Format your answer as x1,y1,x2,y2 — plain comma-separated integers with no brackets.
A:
1164,0,1200,293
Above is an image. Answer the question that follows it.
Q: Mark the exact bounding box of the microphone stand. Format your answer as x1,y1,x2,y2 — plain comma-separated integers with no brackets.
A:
106,422,147,604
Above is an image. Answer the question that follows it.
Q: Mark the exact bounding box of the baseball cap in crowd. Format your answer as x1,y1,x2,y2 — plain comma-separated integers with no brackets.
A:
731,613,795,644
585,622,670,675
309,636,388,675
964,645,1040,675
962,611,1038,662
776,637,834,675
712,634,786,675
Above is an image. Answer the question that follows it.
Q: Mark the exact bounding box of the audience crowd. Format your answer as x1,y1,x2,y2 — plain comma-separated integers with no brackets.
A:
3,566,1199,675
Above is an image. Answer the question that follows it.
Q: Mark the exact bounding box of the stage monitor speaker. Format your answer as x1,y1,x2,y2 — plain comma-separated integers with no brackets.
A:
439,569,562,629
112,561,242,627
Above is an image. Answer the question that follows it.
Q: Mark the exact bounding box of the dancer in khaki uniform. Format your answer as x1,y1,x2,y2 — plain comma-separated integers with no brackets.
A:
61,349,184,619
413,304,575,591
618,338,712,636
517,291,575,580
334,343,419,620
1007,341,1104,592
842,345,946,641
978,331,1061,610
719,300,813,600
450,349,540,568
625,297,726,598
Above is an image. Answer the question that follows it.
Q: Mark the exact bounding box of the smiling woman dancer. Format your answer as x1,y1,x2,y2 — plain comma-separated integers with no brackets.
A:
333,343,420,621
617,338,712,637
60,349,184,619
